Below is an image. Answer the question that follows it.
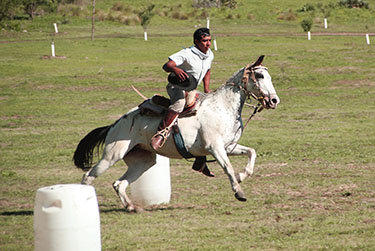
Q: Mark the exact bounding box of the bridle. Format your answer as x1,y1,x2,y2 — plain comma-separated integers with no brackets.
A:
226,64,269,153
241,64,268,107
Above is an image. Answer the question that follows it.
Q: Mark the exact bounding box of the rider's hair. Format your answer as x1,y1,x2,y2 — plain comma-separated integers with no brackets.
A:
193,28,210,43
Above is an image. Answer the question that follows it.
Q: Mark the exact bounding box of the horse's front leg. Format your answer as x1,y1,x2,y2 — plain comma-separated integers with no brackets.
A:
227,144,256,183
209,144,247,202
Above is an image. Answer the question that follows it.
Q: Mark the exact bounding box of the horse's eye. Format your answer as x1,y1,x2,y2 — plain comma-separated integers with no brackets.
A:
255,73,264,79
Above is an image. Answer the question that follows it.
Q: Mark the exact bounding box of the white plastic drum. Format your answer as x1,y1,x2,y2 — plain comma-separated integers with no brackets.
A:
130,154,171,206
34,184,101,251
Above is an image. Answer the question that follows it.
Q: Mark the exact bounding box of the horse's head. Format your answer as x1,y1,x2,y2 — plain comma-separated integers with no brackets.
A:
228,56,280,109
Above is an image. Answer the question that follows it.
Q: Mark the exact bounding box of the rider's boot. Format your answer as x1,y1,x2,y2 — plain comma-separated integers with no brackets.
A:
151,109,179,151
192,156,215,177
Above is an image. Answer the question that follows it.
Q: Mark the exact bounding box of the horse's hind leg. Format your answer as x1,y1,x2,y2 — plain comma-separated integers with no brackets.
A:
227,144,256,183
82,141,130,185
81,158,111,185
112,148,156,212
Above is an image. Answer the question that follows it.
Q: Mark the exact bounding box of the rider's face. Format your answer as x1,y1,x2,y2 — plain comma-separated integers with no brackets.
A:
195,35,211,54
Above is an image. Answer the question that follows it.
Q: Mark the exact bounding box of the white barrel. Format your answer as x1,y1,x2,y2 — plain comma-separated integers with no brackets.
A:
34,184,101,251
130,154,171,206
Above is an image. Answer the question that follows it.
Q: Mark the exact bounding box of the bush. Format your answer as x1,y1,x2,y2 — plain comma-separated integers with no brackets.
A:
192,0,237,9
118,14,140,25
58,4,86,17
301,18,313,32
338,0,369,9
111,2,134,14
171,11,188,20
0,20,22,31
298,3,315,12
247,13,255,20
278,9,297,21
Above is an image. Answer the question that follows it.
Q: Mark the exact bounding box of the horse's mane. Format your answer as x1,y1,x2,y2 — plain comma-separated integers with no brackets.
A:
225,67,244,85
199,67,245,99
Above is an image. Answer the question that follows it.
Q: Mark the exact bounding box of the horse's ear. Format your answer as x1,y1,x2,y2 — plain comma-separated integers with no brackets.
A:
251,55,265,68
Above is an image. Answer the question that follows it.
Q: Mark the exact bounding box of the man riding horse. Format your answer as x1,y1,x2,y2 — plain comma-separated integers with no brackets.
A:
151,28,215,177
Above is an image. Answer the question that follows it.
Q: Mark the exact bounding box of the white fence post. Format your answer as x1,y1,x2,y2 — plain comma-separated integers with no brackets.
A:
53,23,58,33
366,34,370,45
51,41,55,57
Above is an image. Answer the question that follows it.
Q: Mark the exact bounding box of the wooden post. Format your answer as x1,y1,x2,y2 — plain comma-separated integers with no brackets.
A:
91,0,95,41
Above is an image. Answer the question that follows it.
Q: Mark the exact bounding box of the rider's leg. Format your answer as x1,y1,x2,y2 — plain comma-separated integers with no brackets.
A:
151,109,179,150
151,84,185,150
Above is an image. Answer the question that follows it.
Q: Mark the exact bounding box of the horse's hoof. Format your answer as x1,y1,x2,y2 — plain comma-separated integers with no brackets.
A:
235,192,247,202
82,174,95,185
135,207,145,213
126,205,145,213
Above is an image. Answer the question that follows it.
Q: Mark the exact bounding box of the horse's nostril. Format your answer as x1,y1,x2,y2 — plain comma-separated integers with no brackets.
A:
271,98,278,104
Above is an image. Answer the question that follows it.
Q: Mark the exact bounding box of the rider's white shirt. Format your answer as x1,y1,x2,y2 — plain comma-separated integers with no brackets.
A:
169,46,214,85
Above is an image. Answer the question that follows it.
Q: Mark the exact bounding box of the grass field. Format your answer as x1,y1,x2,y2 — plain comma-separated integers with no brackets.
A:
1,0,375,250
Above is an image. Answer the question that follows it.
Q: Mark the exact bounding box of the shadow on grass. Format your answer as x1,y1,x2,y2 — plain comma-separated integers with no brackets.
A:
99,203,206,213
1,210,33,216
0,205,201,216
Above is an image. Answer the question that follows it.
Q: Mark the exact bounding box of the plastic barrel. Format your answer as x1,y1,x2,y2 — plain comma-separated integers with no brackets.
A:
34,184,101,251
130,154,171,206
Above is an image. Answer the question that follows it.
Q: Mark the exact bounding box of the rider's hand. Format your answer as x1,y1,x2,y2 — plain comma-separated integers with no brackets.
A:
174,68,189,82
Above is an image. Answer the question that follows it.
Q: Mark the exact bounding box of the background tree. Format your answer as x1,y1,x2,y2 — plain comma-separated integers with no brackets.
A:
23,0,57,20
317,3,335,18
138,4,155,32
301,18,313,33
0,0,23,22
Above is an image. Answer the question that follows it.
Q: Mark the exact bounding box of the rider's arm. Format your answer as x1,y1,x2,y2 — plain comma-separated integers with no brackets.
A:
203,69,211,93
163,60,188,81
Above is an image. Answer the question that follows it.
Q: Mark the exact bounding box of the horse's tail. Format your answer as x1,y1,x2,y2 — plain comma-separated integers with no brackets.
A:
73,125,112,171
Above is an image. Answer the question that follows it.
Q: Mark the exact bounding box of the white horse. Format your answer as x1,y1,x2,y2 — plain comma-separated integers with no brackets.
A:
73,55,280,212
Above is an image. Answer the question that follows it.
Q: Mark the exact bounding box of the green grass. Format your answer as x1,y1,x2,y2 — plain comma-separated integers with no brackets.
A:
1,1,375,250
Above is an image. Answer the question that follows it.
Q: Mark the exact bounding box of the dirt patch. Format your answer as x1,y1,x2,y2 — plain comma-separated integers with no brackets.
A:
41,55,67,60
0,199,33,210
331,79,375,88
315,66,358,74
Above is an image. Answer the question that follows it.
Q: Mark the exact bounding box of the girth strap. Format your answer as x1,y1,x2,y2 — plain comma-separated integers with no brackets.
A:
172,125,195,159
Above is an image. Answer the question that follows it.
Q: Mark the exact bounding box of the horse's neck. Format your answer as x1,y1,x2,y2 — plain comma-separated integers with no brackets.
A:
204,84,246,118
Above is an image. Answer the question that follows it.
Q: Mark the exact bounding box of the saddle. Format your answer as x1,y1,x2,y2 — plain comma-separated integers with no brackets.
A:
139,92,201,117
138,93,214,177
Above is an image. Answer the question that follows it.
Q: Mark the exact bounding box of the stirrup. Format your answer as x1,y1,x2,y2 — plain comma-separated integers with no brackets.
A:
151,127,171,148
